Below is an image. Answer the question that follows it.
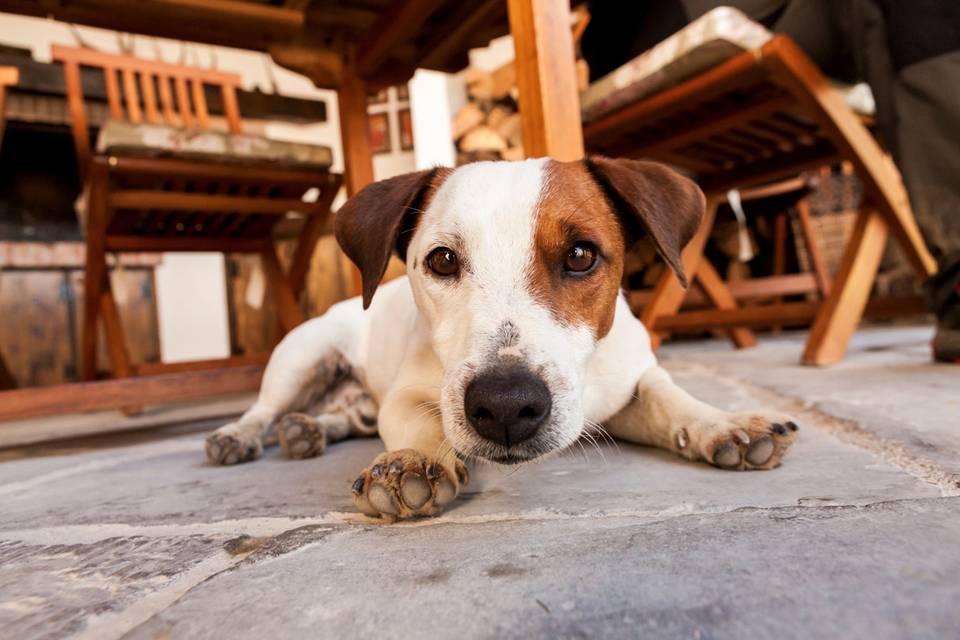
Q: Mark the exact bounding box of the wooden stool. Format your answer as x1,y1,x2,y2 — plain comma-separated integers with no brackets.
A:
586,35,936,365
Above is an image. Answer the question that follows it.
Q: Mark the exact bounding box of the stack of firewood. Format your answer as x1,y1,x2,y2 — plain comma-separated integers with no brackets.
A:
452,63,524,164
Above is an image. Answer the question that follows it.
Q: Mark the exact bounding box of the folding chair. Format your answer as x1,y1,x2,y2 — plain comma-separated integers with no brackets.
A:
585,35,936,365
53,46,341,381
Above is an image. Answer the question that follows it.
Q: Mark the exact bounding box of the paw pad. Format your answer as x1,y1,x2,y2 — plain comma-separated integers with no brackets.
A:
351,449,468,521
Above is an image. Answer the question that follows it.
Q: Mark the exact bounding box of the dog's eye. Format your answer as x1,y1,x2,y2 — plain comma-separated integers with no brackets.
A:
564,242,598,274
426,247,459,277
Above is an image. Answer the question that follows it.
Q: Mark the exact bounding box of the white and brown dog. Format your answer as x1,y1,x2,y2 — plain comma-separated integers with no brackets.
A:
205,157,798,520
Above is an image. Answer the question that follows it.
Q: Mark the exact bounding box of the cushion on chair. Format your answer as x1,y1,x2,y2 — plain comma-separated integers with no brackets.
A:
580,6,874,123
95,120,334,170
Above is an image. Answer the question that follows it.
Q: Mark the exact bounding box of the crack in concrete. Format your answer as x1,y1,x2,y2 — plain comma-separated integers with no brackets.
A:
668,359,960,497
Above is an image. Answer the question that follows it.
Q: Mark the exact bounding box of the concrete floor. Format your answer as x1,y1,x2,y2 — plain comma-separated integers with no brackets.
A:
1,325,958,639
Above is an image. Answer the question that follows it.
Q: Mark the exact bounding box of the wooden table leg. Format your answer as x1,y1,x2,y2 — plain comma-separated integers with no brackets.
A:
507,0,584,161
802,206,888,366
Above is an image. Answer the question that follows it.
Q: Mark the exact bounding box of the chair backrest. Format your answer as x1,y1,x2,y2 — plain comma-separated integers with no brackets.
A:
51,45,244,179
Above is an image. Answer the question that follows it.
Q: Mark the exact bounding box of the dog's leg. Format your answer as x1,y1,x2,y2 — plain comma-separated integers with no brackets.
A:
348,389,468,522
205,322,353,466
605,365,798,470
276,375,379,460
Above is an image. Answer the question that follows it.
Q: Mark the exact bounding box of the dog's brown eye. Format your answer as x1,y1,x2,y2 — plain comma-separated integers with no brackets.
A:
564,242,597,274
426,247,459,277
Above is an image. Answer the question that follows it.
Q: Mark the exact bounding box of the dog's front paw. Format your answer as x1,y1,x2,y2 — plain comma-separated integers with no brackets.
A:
205,427,262,465
350,449,469,521
680,412,799,470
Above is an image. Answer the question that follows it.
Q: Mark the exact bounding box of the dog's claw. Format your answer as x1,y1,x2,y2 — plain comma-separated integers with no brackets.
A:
701,412,799,471
352,449,468,521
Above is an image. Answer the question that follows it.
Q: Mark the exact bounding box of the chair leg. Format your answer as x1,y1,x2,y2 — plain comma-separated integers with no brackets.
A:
260,243,305,335
695,260,758,349
771,210,789,334
288,174,341,298
795,199,831,297
99,283,134,379
640,198,718,350
81,165,109,381
802,207,888,366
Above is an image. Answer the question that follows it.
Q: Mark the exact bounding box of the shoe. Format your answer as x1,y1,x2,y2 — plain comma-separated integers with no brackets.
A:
926,251,960,363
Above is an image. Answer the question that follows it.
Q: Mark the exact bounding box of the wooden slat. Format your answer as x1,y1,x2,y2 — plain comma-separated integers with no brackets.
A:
156,74,177,125
139,70,161,123
191,78,210,128
121,67,142,123
174,75,195,128
507,0,584,161
0,365,264,422
221,83,242,133
108,191,328,214
103,66,123,119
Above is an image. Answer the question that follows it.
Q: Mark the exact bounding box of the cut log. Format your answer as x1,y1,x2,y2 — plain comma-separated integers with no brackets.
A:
486,105,513,130
491,62,516,100
501,145,525,161
465,68,495,101
460,125,507,152
495,112,522,147
452,102,485,140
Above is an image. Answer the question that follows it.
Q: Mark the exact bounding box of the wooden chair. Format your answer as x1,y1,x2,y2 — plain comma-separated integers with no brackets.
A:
585,35,936,365
0,66,19,390
52,46,341,382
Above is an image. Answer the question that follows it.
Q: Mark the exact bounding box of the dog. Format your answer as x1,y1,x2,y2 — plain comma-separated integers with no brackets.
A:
205,157,798,520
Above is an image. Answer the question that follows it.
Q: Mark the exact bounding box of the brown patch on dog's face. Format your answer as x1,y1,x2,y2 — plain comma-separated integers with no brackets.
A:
528,160,626,340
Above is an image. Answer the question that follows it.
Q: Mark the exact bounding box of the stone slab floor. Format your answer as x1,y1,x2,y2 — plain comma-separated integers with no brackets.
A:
1,325,958,639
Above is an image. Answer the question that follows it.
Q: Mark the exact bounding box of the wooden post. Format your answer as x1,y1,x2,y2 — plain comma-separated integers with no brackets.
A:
81,160,111,381
338,71,374,197
337,65,375,295
507,0,584,161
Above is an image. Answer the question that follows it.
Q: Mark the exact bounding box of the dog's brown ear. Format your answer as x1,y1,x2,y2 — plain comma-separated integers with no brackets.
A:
586,156,704,287
335,168,444,308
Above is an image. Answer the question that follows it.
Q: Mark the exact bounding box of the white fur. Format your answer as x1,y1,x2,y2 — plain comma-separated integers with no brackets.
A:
213,160,796,498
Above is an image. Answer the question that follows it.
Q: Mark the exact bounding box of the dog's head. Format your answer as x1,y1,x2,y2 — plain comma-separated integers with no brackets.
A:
336,157,703,464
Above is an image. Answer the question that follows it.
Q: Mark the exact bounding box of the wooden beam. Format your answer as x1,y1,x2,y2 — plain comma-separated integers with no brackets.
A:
507,0,584,160
355,0,440,77
338,70,374,196
137,353,269,376
105,236,267,253
0,365,264,422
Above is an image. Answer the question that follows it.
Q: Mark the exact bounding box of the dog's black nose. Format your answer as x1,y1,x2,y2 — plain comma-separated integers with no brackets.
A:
464,366,551,447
